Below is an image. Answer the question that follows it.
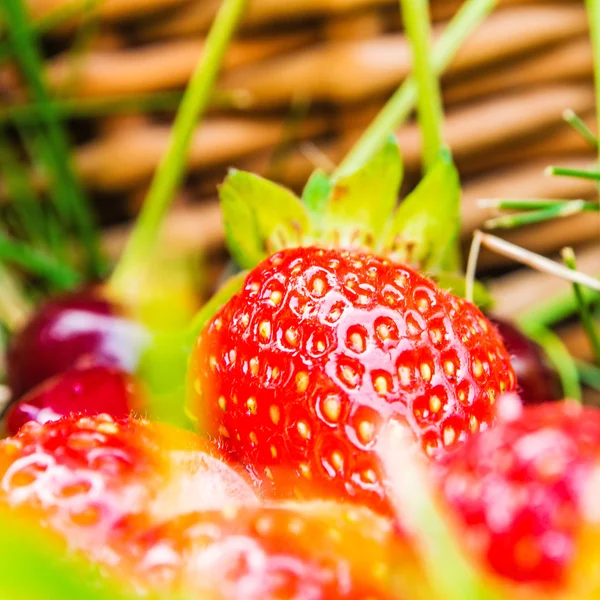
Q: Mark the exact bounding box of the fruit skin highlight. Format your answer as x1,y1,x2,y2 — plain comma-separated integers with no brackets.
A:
3,365,143,436
6,288,149,399
190,245,516,513
0,414,258,565
116,501,420,600
439,401,600,589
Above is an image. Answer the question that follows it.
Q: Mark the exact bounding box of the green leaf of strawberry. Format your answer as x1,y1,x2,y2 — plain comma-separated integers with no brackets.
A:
379,148,461,273
219,169,310,269
319,136,403,245
301,169,332,224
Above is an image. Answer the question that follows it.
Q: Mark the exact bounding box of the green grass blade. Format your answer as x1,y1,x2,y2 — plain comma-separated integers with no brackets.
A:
0,229,81,289
2,0,102,277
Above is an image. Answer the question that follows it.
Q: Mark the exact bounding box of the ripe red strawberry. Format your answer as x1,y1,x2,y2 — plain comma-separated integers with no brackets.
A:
116,501,423,600
439,401,600,588
190,246,516,513
0,414,257,564
3,366,143,436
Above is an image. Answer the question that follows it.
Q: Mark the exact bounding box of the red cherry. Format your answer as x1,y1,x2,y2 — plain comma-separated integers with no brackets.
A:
7,287,149,398
3,366,143,436
489,317,562,404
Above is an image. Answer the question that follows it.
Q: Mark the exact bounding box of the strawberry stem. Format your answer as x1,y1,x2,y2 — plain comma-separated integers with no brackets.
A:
109,0,247,299
335,0,496,180
563,109,598,149
562,247,600,364
380,421,503,600
399,0,444,172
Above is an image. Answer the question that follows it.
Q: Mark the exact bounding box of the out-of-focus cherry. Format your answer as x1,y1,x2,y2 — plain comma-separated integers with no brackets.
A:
3,365,143,435
490,316,562,404
6,288,150,399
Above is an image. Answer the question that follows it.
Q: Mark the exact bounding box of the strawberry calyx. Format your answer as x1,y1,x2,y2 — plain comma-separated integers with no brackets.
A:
219,139,476,301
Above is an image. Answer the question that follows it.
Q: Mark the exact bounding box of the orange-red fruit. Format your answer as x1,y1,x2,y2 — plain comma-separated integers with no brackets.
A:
440,402,600,587
118,502,420,600
190,246,516,513
0,415,257,563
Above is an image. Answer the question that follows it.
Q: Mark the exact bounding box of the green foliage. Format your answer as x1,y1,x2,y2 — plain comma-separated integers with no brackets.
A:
219,170,310,269
379,149,461,273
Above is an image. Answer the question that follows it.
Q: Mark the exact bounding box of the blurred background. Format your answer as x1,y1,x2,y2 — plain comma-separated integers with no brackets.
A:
0,0,598,399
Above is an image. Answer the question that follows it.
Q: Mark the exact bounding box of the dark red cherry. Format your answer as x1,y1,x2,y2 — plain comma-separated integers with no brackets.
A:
6,288,150,398
489,316,562,404
3,365,144,436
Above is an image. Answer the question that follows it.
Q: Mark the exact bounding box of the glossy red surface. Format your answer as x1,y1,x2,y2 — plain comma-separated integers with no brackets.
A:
4,366,142,435
441,402,600,585
191,246,516,513
7,288,149,398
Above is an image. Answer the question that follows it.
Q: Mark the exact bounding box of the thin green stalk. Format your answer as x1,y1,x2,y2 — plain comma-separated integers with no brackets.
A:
2,0,102,277
1,90,246,126
484,200,587,230
519,322,582,401
577,360,600,391
546,165,600,181
586,0,600,166
563,109,598,148
520,287,600,329
335,0,496,179
480,198,597,211
562,247,600,363
110,0,247,296
0,229,81,289
0,128,47,246
400,0,444,172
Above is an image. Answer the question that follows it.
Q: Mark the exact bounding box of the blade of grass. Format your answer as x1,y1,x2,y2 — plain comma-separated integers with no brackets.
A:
586,0,600,167
546,165,600,181
563,109,598,149
0,229,81,289
484,199,587,230
2,0,102,277
520,287,600,330
0,127,47,246
577,360,600,391
110,0,247,298
519,322,582,401
479,198,598,211
562,247,600,363
400,0,445,172
335,0,496,179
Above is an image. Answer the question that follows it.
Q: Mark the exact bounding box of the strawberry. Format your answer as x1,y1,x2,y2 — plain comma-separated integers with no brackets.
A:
3,366,144,436
190,245,516,513
116,501,423,600
439,401,600,589
0,414,258,564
